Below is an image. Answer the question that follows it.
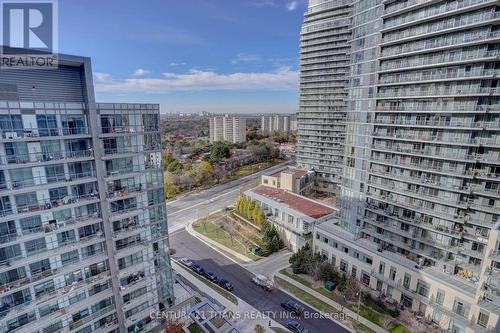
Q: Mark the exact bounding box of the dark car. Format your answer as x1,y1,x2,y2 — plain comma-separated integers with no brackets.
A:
280,300,304,316
205,272,218,283
191,263,205,275
286,320,308,333
218,278,234,291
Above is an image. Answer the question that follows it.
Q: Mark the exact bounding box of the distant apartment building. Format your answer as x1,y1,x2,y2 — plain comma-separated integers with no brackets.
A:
0,53,173,333
209,115,246,143
244,185,335,252
260,114,297,134
295,0,352,194
308,0,500,332
261,167,315,195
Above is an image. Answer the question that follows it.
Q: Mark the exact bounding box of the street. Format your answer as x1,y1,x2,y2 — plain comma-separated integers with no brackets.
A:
167,160,293,233
170,230,350,333
167,161,351,333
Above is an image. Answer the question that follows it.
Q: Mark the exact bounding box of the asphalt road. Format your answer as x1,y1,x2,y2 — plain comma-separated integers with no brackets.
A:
170,230,351,333
167,160,294,233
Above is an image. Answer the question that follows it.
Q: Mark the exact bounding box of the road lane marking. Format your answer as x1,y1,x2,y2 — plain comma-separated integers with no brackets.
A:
168,187,240,216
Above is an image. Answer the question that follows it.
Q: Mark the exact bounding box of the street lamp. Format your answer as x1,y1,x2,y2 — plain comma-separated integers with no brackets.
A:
341,295,347,312
356,292,361,320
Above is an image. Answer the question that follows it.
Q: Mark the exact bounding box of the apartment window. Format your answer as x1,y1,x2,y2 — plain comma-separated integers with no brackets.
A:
36,114,58,136
34,280,55,298
10,168,33,188
45,164,65,183
379,262,385,275
351,265,357,278
92,297,113,313
365,257,373,265
453,300,466,317
435,289,445,305
29,259,51,275
61,250,79,265
68,291,86,305
403,273,411,289
343,246,349,254
0,114,23,134
477,312,489,328
386,286,393,298
316,233,320,240
57,230,76,246
0,221,16,243
4,142,28,163
0,267,27,286
331,255,336,266
432,310,442,324
25,238,47,257
41,140,61,160
340,260,348,272
389,267,396,281
43,321,63,333
61,114,86,135
416,280,430,298
361,272,370,286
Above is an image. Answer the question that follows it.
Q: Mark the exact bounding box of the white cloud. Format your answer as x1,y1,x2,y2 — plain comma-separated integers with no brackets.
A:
93,72,112,82
95,67,298,93
132,68,150,76
169,62,187,67
286,0,299,11
250,0,275,8
231,52,261,64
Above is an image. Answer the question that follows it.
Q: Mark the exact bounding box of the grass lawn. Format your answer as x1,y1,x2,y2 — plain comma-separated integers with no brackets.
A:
231,159,285,179
176,262,238,305
187,323,204,333
279,270,343,305
193,221,261,261
279,269,313,288
359,305,382,327
390,324,411,333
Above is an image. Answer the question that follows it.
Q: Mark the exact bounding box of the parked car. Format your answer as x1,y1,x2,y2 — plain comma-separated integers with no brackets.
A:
179,257,192,268
251,274,273,291
205,272,218,283
218,279,234,291
286,320,308,333
280,300,304,316
191,263,205,275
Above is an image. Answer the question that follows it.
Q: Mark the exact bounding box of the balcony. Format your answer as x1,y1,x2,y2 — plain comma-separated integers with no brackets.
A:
0,127,90,140
0,150,94,166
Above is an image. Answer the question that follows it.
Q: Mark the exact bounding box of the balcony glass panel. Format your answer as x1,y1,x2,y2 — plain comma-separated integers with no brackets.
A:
36,114,58,137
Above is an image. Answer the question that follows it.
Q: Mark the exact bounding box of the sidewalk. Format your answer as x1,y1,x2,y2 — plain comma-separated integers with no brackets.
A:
173,261,287,333
275,272,388,333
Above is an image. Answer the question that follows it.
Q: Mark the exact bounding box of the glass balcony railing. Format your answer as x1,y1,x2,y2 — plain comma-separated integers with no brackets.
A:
0,150,93,165
0,127,89,139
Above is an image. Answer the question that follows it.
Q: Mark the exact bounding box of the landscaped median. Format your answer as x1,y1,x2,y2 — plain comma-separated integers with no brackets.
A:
190,207,286,263
274,271,387,333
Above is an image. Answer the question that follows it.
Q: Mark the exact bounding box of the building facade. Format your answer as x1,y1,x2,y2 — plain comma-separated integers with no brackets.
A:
261,167,315,195
209,115,246,143
260,114,297,134
244,185,335,252
295,0,352,194
313,0,500,332
0,54,173,333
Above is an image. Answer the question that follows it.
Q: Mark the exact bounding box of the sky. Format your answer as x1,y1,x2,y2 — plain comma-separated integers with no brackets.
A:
58,0,308,114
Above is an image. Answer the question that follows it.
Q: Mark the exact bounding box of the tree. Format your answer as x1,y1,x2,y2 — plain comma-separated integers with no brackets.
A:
166,159,183,173
337,273,348,293
197,161,214,185
210,141,231,162
289,243,321,274
319,262,340,283
344,275,360,301
164,174,179,199
254,324,266,333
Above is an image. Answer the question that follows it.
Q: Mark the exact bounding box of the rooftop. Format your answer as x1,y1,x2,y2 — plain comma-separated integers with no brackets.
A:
249,185,335,219
270,167,309,180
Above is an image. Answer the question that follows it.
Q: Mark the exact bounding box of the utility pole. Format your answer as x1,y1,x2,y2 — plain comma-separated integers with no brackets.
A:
356,292,361,320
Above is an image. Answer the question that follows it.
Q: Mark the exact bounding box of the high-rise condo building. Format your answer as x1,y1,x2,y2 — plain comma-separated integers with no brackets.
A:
310,0,500,332
209,115,246,143
260,114,297,134
296,0,352,194
0,52,173,333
